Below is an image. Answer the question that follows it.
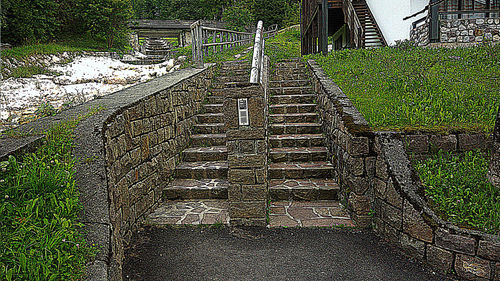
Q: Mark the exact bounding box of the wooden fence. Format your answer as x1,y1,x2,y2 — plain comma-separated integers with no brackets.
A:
191,21,254,68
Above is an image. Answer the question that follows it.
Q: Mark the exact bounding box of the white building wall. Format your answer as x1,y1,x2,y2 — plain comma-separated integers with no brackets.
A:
365,0,428,45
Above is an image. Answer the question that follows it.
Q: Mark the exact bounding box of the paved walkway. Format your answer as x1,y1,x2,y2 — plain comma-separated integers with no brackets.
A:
146,200,229,225
123,226,450,281
146,200,354,228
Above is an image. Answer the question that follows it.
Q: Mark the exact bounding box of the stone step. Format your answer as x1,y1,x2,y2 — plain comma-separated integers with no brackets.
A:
163,179,228,200
182,146,227,162
202,104,223,114
145,50,170,56
269,179,339,201
211,81,253,89
194,123,225,134
270,94,316,104
190,134,226,146
272,73,309,81
274,61,305,68
269,162,334,179
269,134,325,148
269,147,328,162
269,123,322,135
206,96,224,103
269,80,310,88
270,113,318,124
272,68,307,77
197,113,224,124
220,63,251,71
215,75,250,83
269,104,316,114
175,161,228,179
269,86,314,95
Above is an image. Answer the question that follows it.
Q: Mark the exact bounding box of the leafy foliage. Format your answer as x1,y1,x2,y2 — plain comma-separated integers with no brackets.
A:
415,150,499,234
222,5,253,32
308,45,500,133
0,108,101,280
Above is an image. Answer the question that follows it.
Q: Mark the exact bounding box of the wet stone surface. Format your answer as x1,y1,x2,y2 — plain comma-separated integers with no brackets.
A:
146,200,229,225
269,200,354,228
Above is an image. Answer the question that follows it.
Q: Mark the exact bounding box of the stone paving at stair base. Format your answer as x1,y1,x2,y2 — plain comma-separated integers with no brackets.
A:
146,200,229,225
269,201,354,228
145,200,354,228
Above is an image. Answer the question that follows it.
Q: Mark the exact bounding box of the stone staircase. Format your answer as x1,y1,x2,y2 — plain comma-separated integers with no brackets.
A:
268,59,340,201
163,61,251,201
353,1,387,48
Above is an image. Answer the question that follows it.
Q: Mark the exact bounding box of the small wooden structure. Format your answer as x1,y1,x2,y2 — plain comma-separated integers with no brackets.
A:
129,19,225,47
301,0,329,55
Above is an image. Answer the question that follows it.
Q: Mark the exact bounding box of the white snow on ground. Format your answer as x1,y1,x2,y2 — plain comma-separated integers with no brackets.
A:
0,55,180,131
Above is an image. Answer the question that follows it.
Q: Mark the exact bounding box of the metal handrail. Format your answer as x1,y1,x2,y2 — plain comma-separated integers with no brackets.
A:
250,21,264,84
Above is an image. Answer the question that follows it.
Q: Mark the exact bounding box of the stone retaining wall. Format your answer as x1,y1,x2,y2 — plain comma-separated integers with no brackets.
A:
488,105,500,186
307,60,376,228
103,66,215,279
374,133,499,280
402,132,491,156
306,59,500,279
0,65,215,280
440,18,500,44
410,19,430,46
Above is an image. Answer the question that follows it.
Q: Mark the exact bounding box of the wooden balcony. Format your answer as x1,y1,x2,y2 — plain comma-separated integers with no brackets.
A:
328,0,342,9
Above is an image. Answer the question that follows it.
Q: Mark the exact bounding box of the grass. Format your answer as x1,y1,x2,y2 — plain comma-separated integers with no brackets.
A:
0,106,102,280
264,26,301,63
415,150,499,234
7,66,59,78
1,36,116,60
307,44,500,133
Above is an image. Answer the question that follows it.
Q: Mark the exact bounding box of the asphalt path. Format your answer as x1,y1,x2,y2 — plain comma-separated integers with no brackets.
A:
123,225,452,281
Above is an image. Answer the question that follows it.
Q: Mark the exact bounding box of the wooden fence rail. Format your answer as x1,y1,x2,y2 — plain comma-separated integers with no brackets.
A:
191,21,255,68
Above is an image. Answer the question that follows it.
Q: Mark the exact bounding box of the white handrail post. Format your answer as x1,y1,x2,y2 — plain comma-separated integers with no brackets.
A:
250,21,264,84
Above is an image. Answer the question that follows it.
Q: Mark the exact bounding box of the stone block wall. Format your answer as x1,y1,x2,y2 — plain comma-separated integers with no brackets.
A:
440,18,500,44
488,105,500,186
374,133,500,280
410,19,430,46
307,58,499,279
103,67,214,279
0,66,216,280
307,60,376,228
402,132,492,157
225,57,270,226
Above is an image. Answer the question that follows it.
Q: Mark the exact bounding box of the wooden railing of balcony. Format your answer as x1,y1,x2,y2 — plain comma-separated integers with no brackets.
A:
342,0,363,48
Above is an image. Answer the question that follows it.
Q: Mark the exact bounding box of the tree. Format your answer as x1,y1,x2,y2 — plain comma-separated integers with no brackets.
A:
1,0,60,45
77,0,133,49
222,5,253,31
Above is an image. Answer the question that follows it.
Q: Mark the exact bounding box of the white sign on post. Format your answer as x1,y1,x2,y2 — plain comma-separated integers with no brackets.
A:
238,98,249,126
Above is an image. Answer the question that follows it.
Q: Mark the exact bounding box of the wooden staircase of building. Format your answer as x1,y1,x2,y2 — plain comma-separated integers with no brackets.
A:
352,1,387,48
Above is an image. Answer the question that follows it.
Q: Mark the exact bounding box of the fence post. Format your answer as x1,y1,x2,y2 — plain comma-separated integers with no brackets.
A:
190,20,204,68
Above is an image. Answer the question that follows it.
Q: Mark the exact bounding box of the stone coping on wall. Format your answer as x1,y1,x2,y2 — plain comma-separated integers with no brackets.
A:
306,59,499,280
0,64,215,280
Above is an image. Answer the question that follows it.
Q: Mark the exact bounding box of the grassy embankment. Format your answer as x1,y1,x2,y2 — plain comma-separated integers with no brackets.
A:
306,41,499,234
0,107,101,280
